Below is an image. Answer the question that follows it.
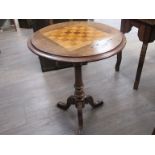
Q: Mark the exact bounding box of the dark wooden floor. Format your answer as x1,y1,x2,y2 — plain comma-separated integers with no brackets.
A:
0,20,155,134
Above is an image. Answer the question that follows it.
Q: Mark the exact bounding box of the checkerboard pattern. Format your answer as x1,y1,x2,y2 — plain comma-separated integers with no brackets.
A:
42,23,109,51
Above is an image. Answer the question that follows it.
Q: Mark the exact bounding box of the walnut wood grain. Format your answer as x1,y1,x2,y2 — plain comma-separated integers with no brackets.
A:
28,21,126,63
28,21,126,62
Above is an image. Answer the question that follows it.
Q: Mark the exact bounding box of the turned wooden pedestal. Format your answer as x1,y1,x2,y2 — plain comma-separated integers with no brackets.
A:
57,63,103,130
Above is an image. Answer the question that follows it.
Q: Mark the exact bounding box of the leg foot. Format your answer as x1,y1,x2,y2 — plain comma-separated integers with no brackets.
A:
85,95,104,108
133,81,139,90
57,95,76,110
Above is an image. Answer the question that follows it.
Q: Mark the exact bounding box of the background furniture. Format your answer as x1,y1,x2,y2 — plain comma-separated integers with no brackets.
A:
28,21,126,132
0,19,17,31
18,19,33,28
116,19,155,89
0,19,17,55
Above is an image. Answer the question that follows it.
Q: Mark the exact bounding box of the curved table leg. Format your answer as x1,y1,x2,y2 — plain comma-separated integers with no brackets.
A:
57,95,76,110
85,95,104,108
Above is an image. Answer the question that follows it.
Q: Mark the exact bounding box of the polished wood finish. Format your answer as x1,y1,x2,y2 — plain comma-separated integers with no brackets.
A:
116,19,155,89
28,21,126,132
30,21,125,61
28,22,126,63
28,38,125,63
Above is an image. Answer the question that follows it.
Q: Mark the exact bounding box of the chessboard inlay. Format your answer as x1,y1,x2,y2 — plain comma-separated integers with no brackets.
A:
41,23,110,51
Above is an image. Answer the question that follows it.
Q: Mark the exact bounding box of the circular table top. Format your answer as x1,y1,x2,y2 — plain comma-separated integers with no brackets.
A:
28,21,126,63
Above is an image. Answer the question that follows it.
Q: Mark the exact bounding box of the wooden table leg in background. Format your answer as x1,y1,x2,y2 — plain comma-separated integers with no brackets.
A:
134,43,148,89
115,20,127,72
115,52,122,71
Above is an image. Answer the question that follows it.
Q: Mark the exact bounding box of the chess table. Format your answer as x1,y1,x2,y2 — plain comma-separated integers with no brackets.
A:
28,21,126,132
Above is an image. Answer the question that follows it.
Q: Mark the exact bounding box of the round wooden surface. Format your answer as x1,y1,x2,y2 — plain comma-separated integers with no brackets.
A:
28,21,126,63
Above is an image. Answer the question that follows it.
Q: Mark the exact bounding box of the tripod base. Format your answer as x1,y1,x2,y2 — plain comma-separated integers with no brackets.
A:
57,95,104,131
57,63,104,133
